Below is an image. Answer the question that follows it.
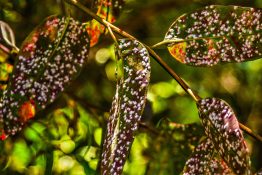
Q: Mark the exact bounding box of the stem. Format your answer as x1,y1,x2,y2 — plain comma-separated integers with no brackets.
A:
64,0,262,142
64,0,200,102
151,34,258,48
239,123,262,142
107,24,119,47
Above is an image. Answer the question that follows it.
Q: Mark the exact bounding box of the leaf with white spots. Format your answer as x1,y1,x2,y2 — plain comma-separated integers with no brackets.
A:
197,98,251,174
165,5,262,66
183,138,232,175
101,39,150,175
0,15,90,140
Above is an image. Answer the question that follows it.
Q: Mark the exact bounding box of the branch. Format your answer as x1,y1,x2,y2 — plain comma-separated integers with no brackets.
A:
64,0,200,102
64,0,262,142
239,123,262,142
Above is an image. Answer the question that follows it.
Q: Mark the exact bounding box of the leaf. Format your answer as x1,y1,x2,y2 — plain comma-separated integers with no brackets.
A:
86,0,125,47
165,5,262,66
0,16,90,139
197,98,251,174
101,39,150,174
183,138,232,175
0,20,18,52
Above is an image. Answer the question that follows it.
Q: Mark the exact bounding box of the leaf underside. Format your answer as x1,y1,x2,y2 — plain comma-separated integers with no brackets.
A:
197,98,251,174
183,138,232,175
101,39,150,175
165,5,262,66
0,15,90,139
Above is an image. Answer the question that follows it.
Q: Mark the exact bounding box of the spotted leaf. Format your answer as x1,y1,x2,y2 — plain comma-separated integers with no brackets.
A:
101,39,150,175
183,138,232,175
0,16,90,139
197,98,251,174
165,5,262,66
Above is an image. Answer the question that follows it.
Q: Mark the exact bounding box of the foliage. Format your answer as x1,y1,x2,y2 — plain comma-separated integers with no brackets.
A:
165,6,262,66
101,39,150,174
0,0,261,175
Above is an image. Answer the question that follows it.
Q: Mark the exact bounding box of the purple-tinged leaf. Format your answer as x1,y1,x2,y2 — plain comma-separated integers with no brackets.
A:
165,5,262,66
183,138,232,175
101,39,150,175
197,98,251,174
0,16,90,139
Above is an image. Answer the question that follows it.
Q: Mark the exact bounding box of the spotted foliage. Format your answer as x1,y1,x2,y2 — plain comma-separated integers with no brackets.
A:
183,138,232,175
165,5,262,66
0,16,90,139
101,39,150,175
86,0,125,47
197,98,251,174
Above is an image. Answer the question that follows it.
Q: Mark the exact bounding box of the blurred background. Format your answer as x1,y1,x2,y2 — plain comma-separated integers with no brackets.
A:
0,0,261,174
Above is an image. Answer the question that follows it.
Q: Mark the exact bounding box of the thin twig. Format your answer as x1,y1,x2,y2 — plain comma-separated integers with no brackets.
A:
107,24,119,47
64,0,201,102
64,0,262,142
239,123,262,142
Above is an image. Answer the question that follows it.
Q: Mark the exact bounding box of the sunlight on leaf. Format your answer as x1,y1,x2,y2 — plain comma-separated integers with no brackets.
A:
86,0,125,47
101,39,151,175
165,5,262,66
0,15,90,139
197,98,251,174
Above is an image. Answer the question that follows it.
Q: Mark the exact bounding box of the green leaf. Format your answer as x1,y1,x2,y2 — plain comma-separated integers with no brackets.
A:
183,138,232,175
101,39,151,175
165,5,262,66
0,15,90,139
197,98,251,174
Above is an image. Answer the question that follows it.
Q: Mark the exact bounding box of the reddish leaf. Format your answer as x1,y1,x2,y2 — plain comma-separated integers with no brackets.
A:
101,39,150,175
197,98,251,174
0,16,90,139
183,138,232,175
86,0,125,47
165,5,262,66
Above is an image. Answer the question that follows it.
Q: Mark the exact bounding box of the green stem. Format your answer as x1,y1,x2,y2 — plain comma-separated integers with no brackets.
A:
64,0,262,143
